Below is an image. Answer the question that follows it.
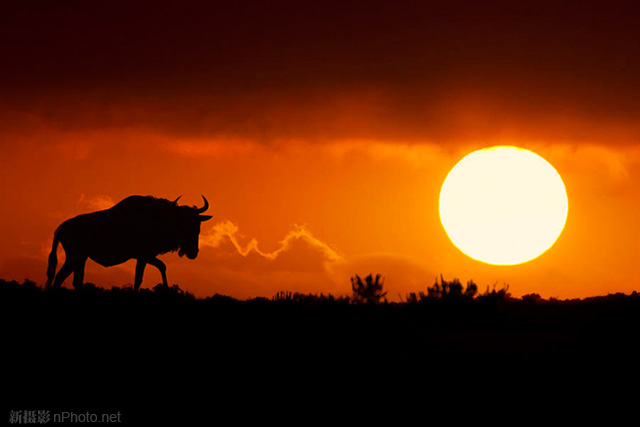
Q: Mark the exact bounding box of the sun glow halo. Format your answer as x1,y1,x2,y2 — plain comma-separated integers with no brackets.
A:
439,146,568,265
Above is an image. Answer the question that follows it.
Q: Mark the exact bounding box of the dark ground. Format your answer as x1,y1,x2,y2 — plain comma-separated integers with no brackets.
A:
3,279,640,423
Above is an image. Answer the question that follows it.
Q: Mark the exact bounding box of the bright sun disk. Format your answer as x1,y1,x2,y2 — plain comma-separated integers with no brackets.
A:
439,146,568,265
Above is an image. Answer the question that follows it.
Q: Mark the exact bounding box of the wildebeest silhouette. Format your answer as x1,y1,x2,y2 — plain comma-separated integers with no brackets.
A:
46,195,212,290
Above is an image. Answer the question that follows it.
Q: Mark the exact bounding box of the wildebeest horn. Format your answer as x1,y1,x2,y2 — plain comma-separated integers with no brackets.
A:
172,195,182,204
197,195,209,213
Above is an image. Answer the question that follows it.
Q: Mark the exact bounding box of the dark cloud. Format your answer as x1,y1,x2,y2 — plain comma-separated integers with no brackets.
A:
2,1,639,143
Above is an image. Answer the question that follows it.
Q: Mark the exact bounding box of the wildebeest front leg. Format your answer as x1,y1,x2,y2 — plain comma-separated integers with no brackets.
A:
134,259,146,291
148,257,168,287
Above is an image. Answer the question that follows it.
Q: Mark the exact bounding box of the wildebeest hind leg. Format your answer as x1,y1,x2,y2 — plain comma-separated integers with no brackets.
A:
51,259,75,288
72,257,87,289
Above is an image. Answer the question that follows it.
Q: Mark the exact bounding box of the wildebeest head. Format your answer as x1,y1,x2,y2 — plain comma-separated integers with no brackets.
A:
174,195,212,259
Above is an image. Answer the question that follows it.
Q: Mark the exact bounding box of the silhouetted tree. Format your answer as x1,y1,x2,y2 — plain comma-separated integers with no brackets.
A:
351,273,387,304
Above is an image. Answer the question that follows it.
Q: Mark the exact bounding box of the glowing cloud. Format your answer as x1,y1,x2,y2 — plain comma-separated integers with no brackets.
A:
200,221,343,265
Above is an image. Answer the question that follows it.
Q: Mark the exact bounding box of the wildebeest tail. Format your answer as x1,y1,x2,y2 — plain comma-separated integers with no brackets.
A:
46,227,61,287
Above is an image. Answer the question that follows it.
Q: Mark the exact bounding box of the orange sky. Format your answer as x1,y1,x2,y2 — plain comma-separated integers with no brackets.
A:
2,1,640,299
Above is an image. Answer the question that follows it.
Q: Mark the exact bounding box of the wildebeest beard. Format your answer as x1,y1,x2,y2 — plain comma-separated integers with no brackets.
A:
178,247,198,259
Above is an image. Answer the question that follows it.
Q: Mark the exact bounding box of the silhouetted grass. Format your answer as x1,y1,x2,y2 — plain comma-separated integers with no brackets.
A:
4,277,640,420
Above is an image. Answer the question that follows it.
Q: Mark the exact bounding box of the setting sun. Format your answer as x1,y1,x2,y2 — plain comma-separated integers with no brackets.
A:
439,146,568,265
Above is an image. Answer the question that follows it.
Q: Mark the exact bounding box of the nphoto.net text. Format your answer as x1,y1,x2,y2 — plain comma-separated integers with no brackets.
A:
54,411,122,423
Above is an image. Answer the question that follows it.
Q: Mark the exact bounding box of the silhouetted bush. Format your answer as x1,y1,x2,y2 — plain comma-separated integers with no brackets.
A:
477,283,511,302
521,293,543,304
273,290,294,302
0,278,40,295
204,293,240,305
405,275,478,303
351,273,387,304
152,283,195,301
272,290,350,305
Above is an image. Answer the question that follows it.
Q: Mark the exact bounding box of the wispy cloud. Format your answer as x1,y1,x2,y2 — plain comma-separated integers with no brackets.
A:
200,221,343,264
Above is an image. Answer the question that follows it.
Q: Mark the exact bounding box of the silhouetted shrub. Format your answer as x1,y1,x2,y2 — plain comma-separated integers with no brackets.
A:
521,293,543,304
273,290,294,302
406,275,478,303
474,283,512,313
479,283,511,300
74,282,105,294
351,273,387,304
205,293,239,304
272,290,350,305
151,283,195,301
